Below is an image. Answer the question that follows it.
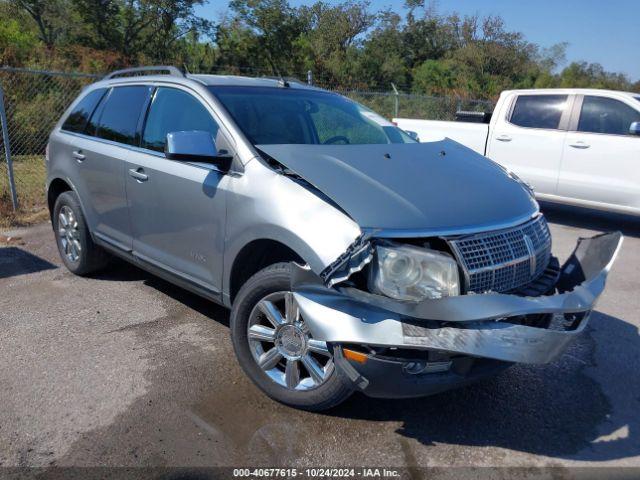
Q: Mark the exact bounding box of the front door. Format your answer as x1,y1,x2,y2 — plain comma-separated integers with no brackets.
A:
125,86,232,295
559,95,640,210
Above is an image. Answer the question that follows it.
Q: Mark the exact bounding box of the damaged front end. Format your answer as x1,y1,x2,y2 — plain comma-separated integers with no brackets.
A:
291,229,623,399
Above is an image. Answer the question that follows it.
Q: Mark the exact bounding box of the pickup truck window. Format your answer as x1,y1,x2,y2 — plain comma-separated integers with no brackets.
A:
142,87,220,152
209,86,414,145
578,96,640,136
509,95,568,130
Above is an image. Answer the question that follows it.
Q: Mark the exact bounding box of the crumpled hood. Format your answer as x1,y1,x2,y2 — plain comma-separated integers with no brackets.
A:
258,140,539,233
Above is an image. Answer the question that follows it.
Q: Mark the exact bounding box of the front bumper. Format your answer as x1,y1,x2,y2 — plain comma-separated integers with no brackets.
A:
292,232,622,396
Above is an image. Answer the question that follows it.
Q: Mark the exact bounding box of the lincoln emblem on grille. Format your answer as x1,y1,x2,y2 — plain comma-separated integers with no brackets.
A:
523,234,537,277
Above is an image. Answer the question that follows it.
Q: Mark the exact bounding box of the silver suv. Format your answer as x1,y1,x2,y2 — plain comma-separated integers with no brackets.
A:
47,66,622,410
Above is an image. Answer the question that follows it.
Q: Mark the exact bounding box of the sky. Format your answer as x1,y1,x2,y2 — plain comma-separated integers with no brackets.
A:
196,0,640,81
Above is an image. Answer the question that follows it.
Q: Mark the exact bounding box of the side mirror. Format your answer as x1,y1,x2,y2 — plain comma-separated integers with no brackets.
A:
629,122,640,136
165,131,233,173
404,130,420,142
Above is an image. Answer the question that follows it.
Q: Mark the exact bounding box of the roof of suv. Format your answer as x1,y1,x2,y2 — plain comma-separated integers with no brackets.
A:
94,71,319,90
188,74,316,89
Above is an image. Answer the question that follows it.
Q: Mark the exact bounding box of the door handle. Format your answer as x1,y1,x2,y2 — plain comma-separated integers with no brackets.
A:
129,168,148,182
496,135,512,142
569,142,590,149
72,150,85,162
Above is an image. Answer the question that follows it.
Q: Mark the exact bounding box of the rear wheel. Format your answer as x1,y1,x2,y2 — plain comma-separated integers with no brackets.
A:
231,263,353,411
53,191,109,275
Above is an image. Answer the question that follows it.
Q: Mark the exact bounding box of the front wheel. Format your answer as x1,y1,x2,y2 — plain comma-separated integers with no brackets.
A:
230,263,353,411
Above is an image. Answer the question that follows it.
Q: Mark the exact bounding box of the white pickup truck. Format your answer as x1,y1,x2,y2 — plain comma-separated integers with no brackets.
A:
395,88,640,216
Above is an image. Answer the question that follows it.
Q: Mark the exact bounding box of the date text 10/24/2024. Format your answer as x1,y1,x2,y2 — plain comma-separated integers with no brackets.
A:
232,468,401,478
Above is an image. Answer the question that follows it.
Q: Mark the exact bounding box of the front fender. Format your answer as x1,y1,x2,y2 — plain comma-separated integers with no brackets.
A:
222,160,362,301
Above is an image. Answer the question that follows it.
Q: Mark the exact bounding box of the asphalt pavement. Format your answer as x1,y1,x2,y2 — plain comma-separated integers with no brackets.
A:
1,203,639,472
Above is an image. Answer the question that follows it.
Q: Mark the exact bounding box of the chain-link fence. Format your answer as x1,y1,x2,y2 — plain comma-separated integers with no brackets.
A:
333,89,493,120
0,66,493,226
0,67,100,225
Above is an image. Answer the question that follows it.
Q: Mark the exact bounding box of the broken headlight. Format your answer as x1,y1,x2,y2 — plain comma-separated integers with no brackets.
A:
368,244,460,302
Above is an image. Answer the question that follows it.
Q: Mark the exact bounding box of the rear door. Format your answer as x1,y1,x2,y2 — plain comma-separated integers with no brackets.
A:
125,86,234,296
67,85,152,250
558,95,640,211
486,93,573,195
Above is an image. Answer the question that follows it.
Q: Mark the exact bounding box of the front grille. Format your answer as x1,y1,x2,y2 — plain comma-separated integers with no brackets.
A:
449,215,552,293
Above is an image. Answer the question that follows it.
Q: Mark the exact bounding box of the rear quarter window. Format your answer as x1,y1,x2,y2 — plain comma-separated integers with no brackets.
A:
61,88,106,133
509,95,568,129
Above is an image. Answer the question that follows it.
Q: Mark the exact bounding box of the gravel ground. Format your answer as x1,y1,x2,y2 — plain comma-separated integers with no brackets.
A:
1,203,639,472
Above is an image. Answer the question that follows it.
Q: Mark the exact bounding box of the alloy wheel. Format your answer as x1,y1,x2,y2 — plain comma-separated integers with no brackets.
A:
247,291,333,390
57,205,82,263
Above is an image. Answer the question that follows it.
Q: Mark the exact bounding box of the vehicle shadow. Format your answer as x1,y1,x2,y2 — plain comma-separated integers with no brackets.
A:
540,202,640,239
328,310,640,461
89,257,230,326
0,246,58,279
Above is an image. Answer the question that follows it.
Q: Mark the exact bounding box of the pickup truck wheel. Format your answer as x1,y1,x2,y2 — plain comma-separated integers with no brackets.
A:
53,191,109,275
230,263,353,411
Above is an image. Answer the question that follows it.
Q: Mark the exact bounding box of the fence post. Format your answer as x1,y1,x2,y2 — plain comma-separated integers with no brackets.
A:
0,86,18,211
391,83,399,118
307,70,313,86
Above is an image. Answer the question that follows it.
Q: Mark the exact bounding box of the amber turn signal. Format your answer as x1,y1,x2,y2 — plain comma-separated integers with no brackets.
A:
343,348,368,364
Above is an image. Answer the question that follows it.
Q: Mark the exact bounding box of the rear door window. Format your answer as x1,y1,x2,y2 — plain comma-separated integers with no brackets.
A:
90,86,151,146
509,95,568,129
141,87,220,152
61,88,106,133
578,96,640,136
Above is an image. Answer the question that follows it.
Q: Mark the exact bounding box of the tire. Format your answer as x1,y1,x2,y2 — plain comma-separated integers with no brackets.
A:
231,262,353,411
53,191,109,275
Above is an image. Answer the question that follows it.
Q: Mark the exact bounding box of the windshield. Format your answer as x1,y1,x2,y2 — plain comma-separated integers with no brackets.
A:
208,86,415,145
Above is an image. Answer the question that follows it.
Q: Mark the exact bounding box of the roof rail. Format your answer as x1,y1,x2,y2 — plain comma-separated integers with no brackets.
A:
103,65,185,80
262,75,308,86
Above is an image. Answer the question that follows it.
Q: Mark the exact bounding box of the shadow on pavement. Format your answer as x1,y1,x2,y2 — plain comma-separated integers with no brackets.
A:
540,202,640,238
328,310,640,461
0,246,58,279
90,257,230,326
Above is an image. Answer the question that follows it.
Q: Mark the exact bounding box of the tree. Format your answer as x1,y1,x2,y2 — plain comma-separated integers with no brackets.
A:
298,1,376,86
228,0,305,74
4,0,639,96
12,0,68,47
143,0,214,63
412,59,455,95
558,62,632,90
0,3,39,63
359,10,408,88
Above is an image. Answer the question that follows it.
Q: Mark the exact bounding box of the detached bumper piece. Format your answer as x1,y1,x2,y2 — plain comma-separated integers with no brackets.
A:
292,232,622,397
